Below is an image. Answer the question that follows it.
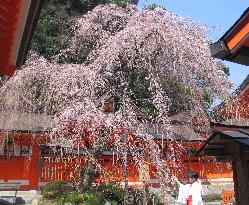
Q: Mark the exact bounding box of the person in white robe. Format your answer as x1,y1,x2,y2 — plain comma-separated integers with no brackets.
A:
175,172,203,205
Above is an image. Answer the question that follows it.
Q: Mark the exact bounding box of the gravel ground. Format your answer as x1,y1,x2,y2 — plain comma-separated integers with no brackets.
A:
203,183,234,196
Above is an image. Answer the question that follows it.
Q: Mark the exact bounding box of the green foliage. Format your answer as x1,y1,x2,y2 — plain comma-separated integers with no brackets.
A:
96,183,124,204
129,69,158,117
203,194,222,202
179,84,192,96
203,89,213,105
61,191,104,205
146,3,166,10
161,78,194,114
48,0,138,14
0,73,9,87
42,180,67,199
31,0,138,61
31,2,73,59
96,183,163,205
217,61,230,76
42,182,163,205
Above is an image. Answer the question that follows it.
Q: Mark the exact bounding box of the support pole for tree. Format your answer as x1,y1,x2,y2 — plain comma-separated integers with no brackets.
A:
123,130,129,205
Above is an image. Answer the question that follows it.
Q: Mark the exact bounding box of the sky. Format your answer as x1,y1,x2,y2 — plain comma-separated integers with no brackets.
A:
138,0,249,88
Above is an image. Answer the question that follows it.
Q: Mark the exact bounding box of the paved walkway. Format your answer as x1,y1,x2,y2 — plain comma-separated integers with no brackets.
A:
168,201,222,205
0,190,38,205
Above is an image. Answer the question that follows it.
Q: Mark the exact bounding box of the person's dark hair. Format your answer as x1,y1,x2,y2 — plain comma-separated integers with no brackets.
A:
188,171,198,180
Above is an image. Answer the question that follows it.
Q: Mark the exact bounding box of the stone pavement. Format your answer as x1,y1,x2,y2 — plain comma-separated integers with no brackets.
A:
167,199,222,205
0,190,38,205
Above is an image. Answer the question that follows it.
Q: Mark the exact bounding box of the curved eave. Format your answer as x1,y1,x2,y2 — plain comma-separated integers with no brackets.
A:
0,0,42,77
210,7,249,66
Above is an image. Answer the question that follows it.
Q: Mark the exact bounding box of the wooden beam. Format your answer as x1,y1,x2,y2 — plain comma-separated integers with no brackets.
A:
217,155,233,162
207,144,225,149
202,150,228,156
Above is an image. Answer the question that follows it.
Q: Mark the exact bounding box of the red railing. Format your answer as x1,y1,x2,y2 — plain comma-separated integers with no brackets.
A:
39,156,139,183
222,190,235,205
40,157,85,182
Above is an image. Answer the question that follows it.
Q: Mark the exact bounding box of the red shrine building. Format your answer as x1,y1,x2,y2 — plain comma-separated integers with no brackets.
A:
0,0,236,190
0,112,233,190
0,88,234,190
200,7,249,205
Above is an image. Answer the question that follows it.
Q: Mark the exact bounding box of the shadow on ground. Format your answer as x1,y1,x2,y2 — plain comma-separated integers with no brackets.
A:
0,196,25,205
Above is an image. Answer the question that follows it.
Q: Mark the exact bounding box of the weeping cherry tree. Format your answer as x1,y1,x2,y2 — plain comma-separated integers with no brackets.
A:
0,4,233,201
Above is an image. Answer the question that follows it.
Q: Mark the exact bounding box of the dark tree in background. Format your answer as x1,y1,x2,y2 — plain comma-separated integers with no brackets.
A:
31,0,138,60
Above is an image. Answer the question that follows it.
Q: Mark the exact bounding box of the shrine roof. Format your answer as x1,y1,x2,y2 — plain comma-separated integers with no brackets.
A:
210,7,249,66
146,123,205,142
197,123,249,160
0,0,43,76
0,110,53,132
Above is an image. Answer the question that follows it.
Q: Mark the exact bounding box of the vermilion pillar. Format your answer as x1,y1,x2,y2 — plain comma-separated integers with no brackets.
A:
29,144,39,189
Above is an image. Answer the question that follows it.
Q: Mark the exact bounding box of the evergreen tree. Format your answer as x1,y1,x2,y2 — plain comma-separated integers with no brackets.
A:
31,0,138,60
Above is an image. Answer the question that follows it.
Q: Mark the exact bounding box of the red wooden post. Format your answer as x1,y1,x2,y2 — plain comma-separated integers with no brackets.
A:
29,144,39,189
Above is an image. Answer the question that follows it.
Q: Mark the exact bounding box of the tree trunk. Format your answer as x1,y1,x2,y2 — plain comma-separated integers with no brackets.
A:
79,161,98,192
79,131,108,192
